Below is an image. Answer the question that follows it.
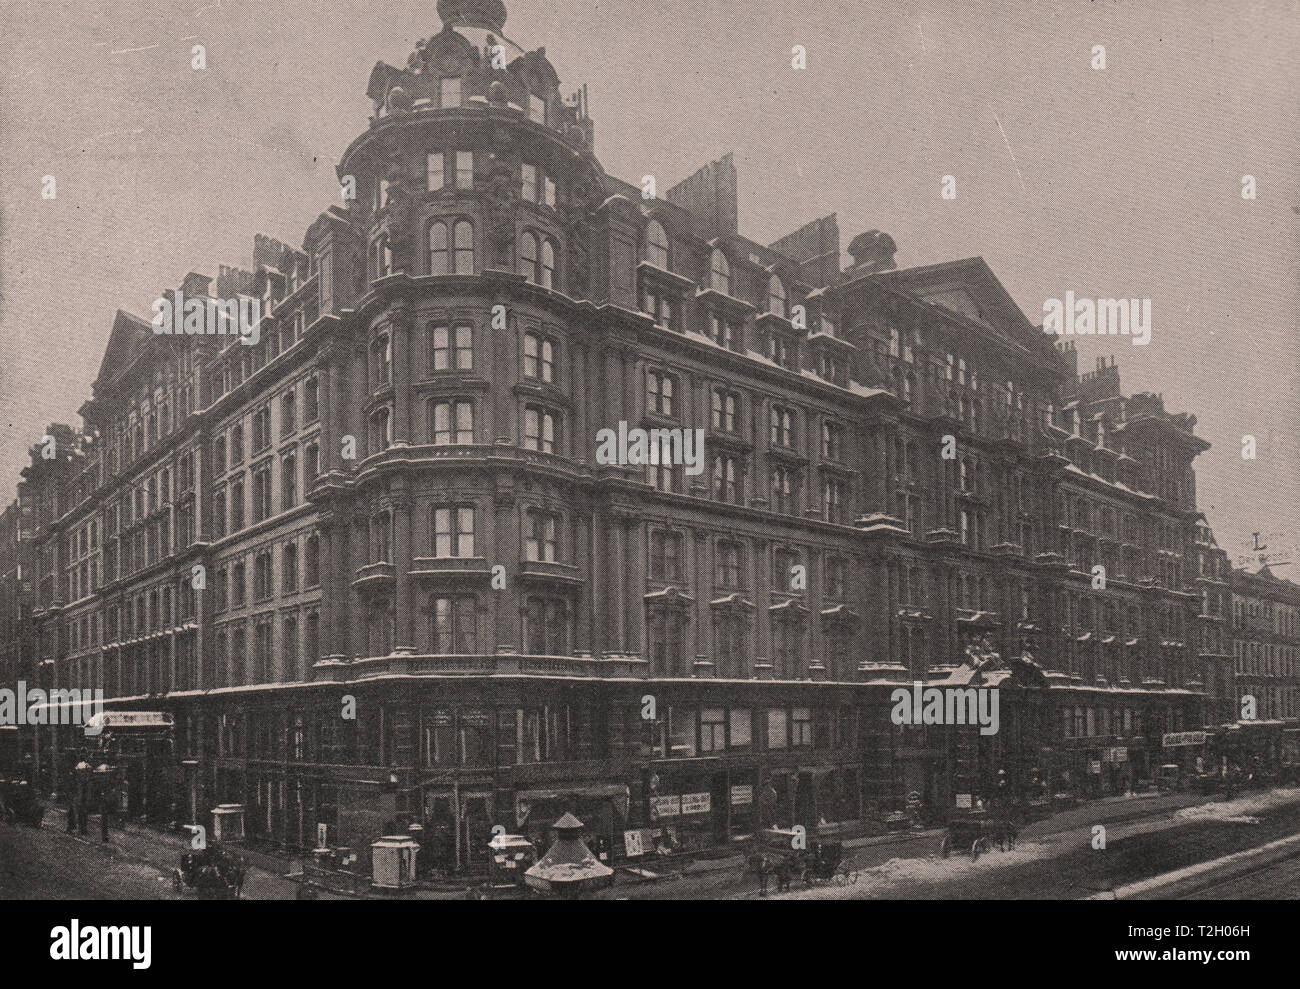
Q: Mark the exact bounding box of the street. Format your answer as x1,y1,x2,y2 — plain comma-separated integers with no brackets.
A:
3,787,1298,900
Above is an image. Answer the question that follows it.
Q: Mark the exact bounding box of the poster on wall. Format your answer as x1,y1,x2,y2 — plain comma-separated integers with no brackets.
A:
651,795,681,819
681,792,711,815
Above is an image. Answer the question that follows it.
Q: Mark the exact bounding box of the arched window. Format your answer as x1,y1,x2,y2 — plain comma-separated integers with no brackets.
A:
519,231,538,283
710,248,731,294
645,219,669,268
541,239,556,289
428,221,448,275
453,220,474,274
768,274,787,317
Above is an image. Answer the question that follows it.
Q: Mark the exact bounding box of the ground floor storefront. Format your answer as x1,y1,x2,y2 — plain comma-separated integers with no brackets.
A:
29,676,870,873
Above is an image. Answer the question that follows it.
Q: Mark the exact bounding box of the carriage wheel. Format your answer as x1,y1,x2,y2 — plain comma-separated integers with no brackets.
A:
971,837,986,862
939,835,951,858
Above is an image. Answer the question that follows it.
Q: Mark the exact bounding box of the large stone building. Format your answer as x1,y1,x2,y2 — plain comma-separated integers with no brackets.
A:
6,0,1238,870
1227,563,1300,768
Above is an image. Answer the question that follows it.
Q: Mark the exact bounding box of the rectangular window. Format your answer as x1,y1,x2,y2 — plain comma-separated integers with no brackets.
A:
700,709,726,753
433,506,476,558
440,77,461,108
529,93,545,124
728,709,752,750
427,152,444,191
792,708,812,748
455,151,473,190
524,407,557,454
525,512,559,563
431,401,474,445
767,709,788,750
521,163,537,202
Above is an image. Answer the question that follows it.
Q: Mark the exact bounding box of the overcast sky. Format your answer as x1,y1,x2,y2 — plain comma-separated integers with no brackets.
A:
0,0,1295,566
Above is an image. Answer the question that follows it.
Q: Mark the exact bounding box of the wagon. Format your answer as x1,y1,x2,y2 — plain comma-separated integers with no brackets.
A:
939,808,1020,862
0,779,44,828
748,829,858,891
175,844,247,899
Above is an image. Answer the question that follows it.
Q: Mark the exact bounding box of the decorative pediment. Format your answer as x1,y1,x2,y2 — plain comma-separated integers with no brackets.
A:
93,310,152,392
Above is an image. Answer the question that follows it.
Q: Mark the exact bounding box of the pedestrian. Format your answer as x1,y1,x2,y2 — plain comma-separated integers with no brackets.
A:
100,793,110,842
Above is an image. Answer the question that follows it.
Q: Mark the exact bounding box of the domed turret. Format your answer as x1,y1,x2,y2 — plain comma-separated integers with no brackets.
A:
437,0,508,33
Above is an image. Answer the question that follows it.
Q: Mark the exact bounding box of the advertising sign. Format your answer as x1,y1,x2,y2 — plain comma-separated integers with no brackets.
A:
651,795,681,819
681,792,711,815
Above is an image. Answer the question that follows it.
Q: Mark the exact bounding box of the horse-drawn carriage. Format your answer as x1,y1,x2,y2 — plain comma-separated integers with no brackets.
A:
174,844,248,899
0,777,44,827
748,827,858,892
938,806,1022,862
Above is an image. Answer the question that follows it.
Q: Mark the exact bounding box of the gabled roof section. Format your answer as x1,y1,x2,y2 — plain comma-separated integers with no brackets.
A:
93,309,152,392
871,256,1040,350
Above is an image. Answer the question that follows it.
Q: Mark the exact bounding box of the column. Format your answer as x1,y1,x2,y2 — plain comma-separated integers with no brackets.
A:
391,309,412,447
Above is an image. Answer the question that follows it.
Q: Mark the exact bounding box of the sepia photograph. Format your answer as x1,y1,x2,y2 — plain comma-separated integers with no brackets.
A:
0,0,1296,970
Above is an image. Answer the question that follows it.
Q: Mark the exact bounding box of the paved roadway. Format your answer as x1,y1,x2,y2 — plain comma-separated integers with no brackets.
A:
759,787,1300,900
3,787,1298,900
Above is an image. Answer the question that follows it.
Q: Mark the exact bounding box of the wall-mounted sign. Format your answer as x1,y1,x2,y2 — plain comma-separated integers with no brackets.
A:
955,793,972,809
730,785,753,807
681,792,711,815
1162,731,1207,748
651,795,681,819
623,829,650,857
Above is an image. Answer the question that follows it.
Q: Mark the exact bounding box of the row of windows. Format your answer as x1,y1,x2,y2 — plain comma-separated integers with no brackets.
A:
212,534,321,611
211,444,318,538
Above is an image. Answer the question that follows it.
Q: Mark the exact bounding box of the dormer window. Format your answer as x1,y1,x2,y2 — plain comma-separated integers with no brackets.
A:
645,219,669,269
439,77,462,108
710,248,731,295
768,275,787,318
529,93,545,124
768,333,796,370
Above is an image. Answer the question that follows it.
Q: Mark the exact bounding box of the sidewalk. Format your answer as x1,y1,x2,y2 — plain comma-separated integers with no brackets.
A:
47,806,294,875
